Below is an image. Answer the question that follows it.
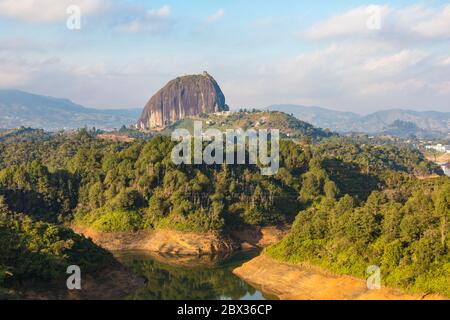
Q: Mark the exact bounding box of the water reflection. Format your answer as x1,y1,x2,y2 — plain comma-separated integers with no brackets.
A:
114,250,274,300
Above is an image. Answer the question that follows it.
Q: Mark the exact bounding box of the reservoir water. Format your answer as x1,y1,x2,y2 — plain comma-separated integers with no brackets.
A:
114,250,274,300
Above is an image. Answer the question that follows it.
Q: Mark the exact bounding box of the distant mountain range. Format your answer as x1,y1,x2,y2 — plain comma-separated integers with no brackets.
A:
267,105,450,138
1,90,449,138
0,90,141,131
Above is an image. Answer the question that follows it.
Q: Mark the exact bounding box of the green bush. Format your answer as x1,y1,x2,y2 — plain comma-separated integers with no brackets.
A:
79,209,144,232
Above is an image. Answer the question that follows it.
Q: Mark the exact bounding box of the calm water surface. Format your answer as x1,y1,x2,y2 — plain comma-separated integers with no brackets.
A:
114,250,275,300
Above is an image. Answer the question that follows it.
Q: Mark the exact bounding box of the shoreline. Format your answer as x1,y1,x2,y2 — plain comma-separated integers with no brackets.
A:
72,225,237,255
233,254,448,300
71,224,288,256
14,262,145,300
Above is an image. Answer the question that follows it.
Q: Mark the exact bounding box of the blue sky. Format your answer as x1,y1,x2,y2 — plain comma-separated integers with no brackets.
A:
0,0,450,113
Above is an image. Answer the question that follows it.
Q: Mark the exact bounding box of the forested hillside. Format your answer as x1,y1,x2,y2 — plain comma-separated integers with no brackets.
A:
0,128,447,297
0,197,114,298
0,129,439,233
267,179,450,296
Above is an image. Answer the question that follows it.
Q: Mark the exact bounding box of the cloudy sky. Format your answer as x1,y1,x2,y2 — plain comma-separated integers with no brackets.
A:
0,0,450,113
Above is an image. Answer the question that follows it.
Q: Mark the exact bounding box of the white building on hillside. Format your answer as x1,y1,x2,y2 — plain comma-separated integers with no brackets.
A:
440,163,450,177
425,144,450,153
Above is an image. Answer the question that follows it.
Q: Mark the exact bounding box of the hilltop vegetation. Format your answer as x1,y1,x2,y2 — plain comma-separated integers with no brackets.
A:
314,138,440,199
161,110,334,141
0,127,51,144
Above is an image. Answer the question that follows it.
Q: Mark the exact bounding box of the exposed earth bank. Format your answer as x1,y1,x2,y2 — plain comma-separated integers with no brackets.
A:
233,254,448,300
230,225,290,248
72,226,235,255
72,225,288,256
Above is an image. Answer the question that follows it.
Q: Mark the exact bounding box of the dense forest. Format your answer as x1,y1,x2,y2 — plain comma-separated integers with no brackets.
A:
0,196,113,298
0,126,447,297
267,178,450,296
0,129,438,232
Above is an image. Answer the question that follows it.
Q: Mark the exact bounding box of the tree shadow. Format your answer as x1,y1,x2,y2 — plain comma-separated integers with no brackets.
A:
322,158,382,201
0,169,79,223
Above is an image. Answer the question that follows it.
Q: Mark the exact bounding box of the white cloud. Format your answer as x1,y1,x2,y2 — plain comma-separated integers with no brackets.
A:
71,64,109,78
117,20,144,34
305,5,390,39
441,57,450,66
206,9,225,23
358,79,426,96
149,5,171,18
0,0,107,22
436,81,450,95
1,3,449,113
0,53,190,108
363,50,428,73
0,55,47,87
3,38,449,112
413,5,450,38
277,4,450,111
304,4,450,41
116,5,172,33
0,38,46,52
221,39,449,111
0,66,30,87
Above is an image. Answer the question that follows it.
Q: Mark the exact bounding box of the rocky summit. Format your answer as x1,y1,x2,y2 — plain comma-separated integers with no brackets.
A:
137,72,228,130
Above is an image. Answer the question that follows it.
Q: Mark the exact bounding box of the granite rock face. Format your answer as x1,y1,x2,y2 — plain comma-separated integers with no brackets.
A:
137,72,227,130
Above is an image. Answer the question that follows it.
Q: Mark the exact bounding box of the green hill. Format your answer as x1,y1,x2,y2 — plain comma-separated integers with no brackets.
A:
160,110,334,141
